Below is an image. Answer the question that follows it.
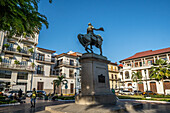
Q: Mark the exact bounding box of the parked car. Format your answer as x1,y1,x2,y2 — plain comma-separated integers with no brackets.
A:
119,90,134,95
26,91,32,97
133,90,143,95
37,90,46,95
143,91,157,95
4,90,19,97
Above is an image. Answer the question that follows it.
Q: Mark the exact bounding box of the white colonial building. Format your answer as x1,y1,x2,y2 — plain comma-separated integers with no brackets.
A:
119,47,170,94
52,51,82,95
0,31,38,92
32,47,57,93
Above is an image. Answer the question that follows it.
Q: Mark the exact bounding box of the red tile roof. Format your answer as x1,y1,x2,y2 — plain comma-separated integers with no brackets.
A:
55,52,81,58
119,64,123,67
37,47,56,53
120,47,170,62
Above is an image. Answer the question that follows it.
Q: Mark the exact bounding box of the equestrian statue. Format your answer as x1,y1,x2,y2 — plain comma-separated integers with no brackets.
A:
77,23,104,55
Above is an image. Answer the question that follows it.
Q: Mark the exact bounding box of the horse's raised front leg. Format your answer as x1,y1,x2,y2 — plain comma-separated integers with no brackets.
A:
85,42,93,53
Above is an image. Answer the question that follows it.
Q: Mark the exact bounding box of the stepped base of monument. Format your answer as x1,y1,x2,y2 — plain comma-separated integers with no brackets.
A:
75,94,117,105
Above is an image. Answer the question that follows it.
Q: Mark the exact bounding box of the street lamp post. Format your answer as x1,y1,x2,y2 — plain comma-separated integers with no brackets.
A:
74,72,77,96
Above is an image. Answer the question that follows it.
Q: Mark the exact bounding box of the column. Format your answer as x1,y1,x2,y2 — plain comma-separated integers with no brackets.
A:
166,54,169,62
153,56,156,63
141,58,144,67
10,71,18,88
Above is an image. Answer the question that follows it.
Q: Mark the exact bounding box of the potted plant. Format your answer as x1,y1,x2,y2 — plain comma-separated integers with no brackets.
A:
17,46,21,52
28,48,34,53
14,60,20,65
4,44,10,49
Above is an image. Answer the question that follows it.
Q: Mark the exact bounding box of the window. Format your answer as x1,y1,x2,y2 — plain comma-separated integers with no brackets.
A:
17,72,28,80
148,60,154,65
20,61,28,66
70,60,74,66
111,74,113,79
111,66,113,71
127,64,131,66
16,82,27,85
3,58,11,64
162,57,167,61
0,70,11,79
139,62,142,66
36,53,45,61
69,69,74,78
125,71,129,79
37,65,44,74
115,75,117,80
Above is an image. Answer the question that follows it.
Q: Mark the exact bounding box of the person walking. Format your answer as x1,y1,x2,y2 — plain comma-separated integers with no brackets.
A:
30,88,37,108
18,89,23,102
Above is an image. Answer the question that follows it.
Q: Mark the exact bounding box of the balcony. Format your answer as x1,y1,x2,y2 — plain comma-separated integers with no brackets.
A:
108,68,119,73
36,71,44,76
21,37,37,44
0,63,35,72
3,47,32,57
55,61,80,68
36,58,55,65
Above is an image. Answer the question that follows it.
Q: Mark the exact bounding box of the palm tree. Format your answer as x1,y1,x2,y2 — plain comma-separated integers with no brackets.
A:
53,75,68,96
132,71,142,95
150,58,170,95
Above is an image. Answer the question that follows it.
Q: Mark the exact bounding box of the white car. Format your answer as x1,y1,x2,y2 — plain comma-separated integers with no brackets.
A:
4,90,19,97
26,91,32,97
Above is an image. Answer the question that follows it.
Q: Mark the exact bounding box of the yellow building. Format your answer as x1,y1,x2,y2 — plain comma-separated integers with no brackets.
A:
108,62,120,90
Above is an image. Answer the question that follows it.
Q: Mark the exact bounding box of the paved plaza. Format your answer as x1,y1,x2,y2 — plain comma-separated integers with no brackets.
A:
0,98,169,113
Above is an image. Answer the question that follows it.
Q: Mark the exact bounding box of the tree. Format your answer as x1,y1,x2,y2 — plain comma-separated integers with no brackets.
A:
132,71,142,95
150,58,170,95
53,75,68,96
0,0,52,38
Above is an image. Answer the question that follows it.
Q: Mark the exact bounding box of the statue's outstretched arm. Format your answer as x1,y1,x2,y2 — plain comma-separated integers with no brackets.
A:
93,27,104,31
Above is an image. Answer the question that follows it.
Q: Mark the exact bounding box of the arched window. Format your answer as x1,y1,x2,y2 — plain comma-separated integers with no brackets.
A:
115,75,117,80
125,71,129,79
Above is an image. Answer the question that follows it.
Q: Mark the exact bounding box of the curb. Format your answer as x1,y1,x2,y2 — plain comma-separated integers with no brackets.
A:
0,102,20,107
57,100,75,102
119,99,170,104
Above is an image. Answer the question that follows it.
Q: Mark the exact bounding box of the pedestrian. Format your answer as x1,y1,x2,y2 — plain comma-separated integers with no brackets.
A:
18,89,23,99
30,88,37,108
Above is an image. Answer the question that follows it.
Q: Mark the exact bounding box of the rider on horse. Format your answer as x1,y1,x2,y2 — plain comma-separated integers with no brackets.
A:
87,23,104,43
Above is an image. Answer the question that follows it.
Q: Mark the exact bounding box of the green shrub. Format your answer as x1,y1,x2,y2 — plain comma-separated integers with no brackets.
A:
14,60,20,65
0,96,6,100
150,95,170,98
9,100,17,103
28,48,34,53
17,46,21,52
4,44,10,48
57,96,75,100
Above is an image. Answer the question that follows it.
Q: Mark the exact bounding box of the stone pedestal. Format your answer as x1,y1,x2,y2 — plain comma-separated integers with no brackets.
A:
75,53,117,105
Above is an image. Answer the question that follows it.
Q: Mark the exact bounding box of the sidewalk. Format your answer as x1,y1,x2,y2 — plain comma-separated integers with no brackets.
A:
119,99,170,104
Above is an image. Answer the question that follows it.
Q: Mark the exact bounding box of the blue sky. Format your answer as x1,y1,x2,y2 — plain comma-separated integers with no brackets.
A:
38,0,170,63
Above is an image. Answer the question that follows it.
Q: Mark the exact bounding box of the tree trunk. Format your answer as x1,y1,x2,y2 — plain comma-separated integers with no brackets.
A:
60,83,63,96
136,80,138,95
53,83,56,94
162,79,165,96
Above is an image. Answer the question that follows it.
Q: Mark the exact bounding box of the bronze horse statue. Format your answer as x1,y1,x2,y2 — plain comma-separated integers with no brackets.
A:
77,33,103,55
